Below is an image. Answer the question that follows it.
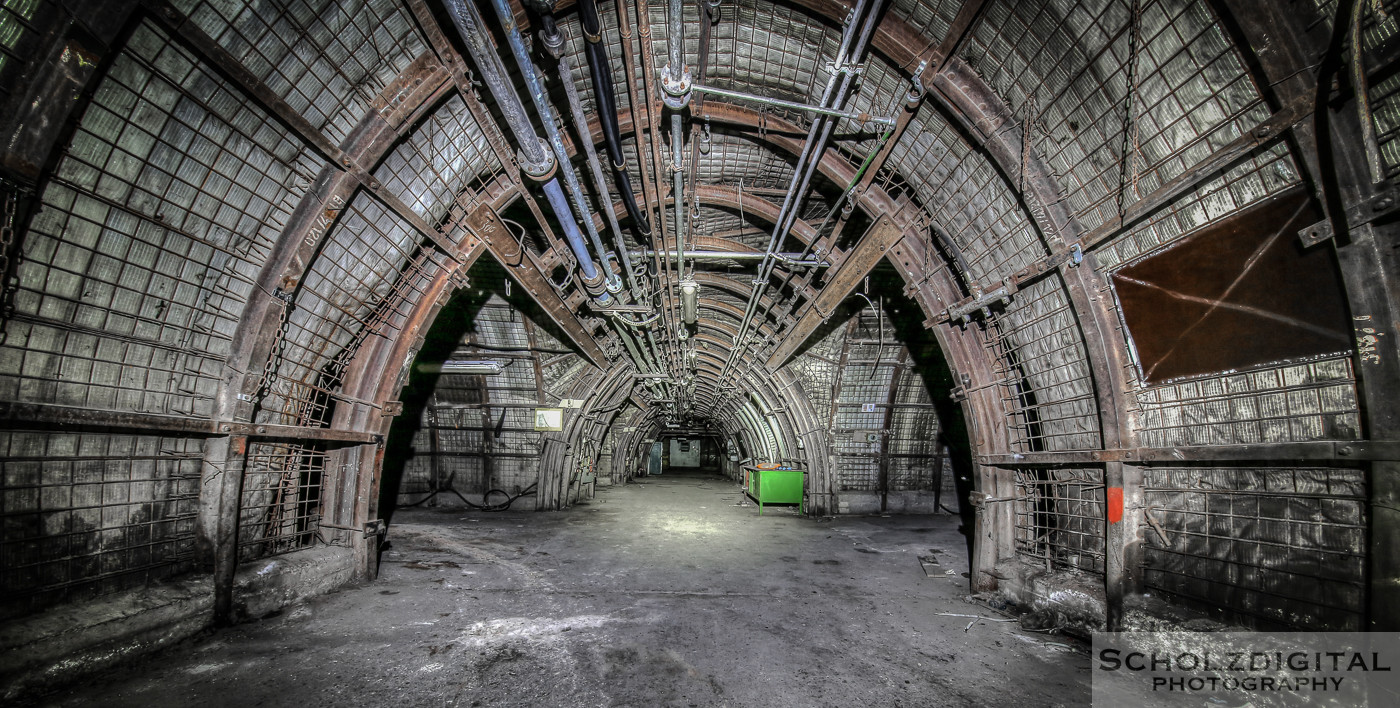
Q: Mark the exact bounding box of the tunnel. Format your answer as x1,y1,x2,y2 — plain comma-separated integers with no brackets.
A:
0,0,1397,705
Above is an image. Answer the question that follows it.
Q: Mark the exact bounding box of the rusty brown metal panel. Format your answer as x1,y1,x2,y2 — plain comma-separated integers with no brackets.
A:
1111,188,1350,384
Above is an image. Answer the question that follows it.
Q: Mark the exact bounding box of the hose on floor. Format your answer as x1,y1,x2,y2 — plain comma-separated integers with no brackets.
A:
401,472,539,512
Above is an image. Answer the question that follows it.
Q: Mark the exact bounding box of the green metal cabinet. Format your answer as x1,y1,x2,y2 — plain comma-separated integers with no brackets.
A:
745,468,804,515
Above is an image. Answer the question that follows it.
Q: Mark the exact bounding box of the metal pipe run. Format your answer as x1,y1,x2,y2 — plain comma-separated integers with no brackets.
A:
442,0,605,300
577,0,652,237
486,0,621,302
692,83,896,126
634,250,829,266
721,0,883,386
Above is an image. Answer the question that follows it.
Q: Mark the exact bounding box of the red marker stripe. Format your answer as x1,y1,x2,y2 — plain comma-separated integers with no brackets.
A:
1107,487,1124,524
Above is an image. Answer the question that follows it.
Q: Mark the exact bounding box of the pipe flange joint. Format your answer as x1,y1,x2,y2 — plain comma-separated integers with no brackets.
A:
580,267,609,298
540,28,564,57
660,64,693,110
518,139,557,182
605,272,624,294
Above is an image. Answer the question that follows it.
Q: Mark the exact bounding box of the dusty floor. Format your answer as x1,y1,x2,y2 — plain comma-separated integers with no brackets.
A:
39,472,1091,707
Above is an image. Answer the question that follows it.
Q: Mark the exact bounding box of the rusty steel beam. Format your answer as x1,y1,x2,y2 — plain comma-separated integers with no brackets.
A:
0,400,381,444
1219,0,1400,632
979,440,1400,466
766,214,907,368
467,199,610,365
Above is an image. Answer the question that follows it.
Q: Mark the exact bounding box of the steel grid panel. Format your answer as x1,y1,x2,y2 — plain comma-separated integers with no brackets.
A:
1,21,324,418
836,456,880,491
1134,355,1361,447
886,103,1046,282
1142,465,1366,630
0,431,201,621
237,442,326,561
885,0,960,58
964,0,1282,238
704,0,836,105
0,0,55,98
694,133,796,191
1012,465,1107,575
986,275,1101,452
259,193,438,426
374,93,499,226
472,301,530,349
172,0,425,147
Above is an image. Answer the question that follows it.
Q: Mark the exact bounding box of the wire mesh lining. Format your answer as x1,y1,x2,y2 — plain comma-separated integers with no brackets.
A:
783,320,845,415
0,431,200,621
374,93,499,226
964,0,1276,236
703,0,836,104
171,0,425,147
985,275,1101,452
1092,142,1299,269
0,21,323,417
694,133,797,191
472,302,531,349
1012,465,1106,575
0,0,55,99
886,103,1046,282
258,193,440,426
1142,465,1366,630
885,0,961,50
238,442,326,560
1133,356,1361,447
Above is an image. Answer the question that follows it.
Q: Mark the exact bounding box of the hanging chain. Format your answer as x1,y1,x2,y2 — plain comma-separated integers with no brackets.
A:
1118,0,1143,217
255,288,294,407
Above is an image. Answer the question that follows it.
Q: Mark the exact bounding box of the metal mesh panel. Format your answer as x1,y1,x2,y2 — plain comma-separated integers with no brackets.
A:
986,276,1100,452
886,104,1045,282
1012,465,1106,575
886,0,961,49
1092,142,1299,269
836,457,880,491
238,442,325,560
172,0,426,146
1134,356,1361,447
1,21,322,417
0,0,55,99
473,302,530,349
374,93,498,225
965,0,1277,235
1142,465,1366,630
259,193,439,426
704,0,837,104
0,431,200,620
694,133,796,191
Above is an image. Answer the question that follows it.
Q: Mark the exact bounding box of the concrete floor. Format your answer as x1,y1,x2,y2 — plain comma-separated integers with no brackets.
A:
38,472,1091,707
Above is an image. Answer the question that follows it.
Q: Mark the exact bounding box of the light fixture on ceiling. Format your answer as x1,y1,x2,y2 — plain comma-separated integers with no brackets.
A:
437,360,505,375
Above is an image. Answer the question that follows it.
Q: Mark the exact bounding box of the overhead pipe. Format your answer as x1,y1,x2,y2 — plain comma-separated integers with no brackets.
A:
528,5,674,390
441,0,609,305
634,249,830,266
485,0,622,302
660,0,691,281
576,0,653,237
722,0,884,385
691,83,897,126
